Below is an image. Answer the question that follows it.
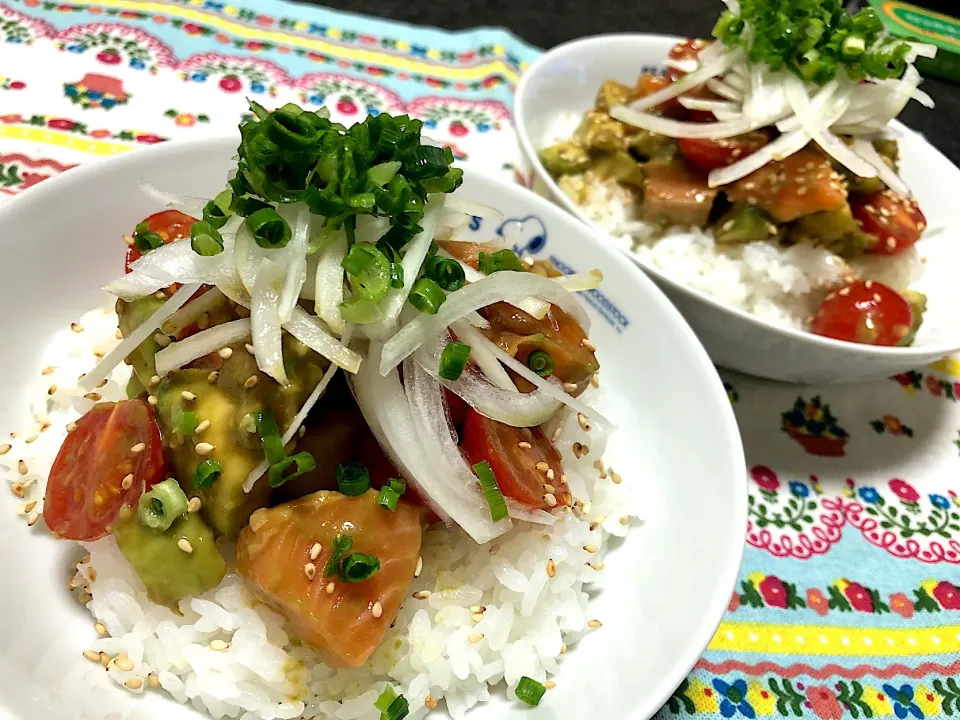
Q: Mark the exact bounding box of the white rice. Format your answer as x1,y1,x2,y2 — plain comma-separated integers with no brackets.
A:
17,307,640,720
559,173,923,330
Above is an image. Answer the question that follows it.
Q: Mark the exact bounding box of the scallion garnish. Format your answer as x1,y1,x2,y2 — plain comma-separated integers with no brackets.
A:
267,451,316,488
336,461,371,496
254,410,286,465
375,687,398,713
515,677,546,706
340,297,384,324
389,478,406,495
245,207,292,249
192,459,222,489
389,262,404,289
231,195,271,218
137,478,187,531
202,198,230,230
376,485,400,511
478,249,524,275
715,0,911,83
409,277,446,314
173,405,199,435
439,341,471,381
132,221,164,253
425,256,466,292
190,220,225,257
340,552,381,583
323,534,353,578
342,242,392,303
526,350,555,378
473,460,508,522
383,694,409,720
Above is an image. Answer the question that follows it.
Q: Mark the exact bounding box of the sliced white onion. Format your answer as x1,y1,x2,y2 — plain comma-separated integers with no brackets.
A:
610,106,765,140
154,317,251,377
784,75,877,178
664,57,699,74
362,195,446,339
444,195,504,221
437,249,550,319
80,282,203,390
315,232,347,335
627,49,741,112
742,66,789,122
160,287,227,337
277,206,310,324
243,326,354,493
105,238,227,301
906,42,937,61
380,271,590,375
139,181,207,217
354,215,391,245
554,269,603,293
403,355,513,543
465,312,490,330
722,72,748,92
449,320,516,392
505,500,556,525
678,97,741,113
851,138,911,196
706,78,743,102
285,307,362,374
708,128,810,187
251,259,289,386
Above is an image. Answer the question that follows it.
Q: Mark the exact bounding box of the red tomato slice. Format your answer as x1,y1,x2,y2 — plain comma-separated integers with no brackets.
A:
851,191,927,255
124,210,197,273
444,389,468,428
667,39,711,82
809,280,913,346
460,408,567,510
43,400,166,541
678,132,770,173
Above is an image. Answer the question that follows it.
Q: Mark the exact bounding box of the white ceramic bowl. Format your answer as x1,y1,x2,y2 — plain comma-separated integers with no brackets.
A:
515,33,960,384
0,137,745,720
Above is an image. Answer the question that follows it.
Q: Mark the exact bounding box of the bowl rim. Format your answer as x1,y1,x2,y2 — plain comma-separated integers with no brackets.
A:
514,31,960,361
0,133,748,720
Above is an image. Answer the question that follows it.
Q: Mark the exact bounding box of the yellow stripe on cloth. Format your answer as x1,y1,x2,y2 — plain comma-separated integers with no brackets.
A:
709,621,960,656
0,126,131,156
65,0,520,84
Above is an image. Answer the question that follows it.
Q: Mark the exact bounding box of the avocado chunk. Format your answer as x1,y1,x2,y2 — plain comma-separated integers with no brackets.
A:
539,140,591,176
594,80,634,113
714,203,776,244
788,205,876,257
626,129,677,162
113,504,226,610
117,295,165,389
899,289,927,346
577,110,626,153
591,150,646,188
155,334,328,537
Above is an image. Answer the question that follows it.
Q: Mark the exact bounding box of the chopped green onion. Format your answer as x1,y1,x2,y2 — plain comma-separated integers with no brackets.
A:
268,451,316,488
342,242,391,302
478,249,524,275
383,695,409,720
137,478,187,531
841,35,866,58
245,208,292,249
132,221,164,253
254,410,285,465
339,552,381,583
323,534,353,578
439,341,471,381
336,461,371,496
376,485,400,511
515,677,546,706
389,478,406,495
375,687,398,713
526,350,555,378
231,195,271,218
425,256,466,291
190,220,225,257
367,160,402,186
409,277,446,314
173,405,199,435
340,297,384,324
390,262,404,289
473,460,508,523
202,199,230,230
192,459,221,489
263,107,319,151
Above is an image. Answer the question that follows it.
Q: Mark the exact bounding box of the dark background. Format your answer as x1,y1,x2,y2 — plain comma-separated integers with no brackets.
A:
298,0,960,165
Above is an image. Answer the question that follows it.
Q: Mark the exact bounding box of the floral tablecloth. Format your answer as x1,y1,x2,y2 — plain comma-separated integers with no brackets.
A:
1,1,959,718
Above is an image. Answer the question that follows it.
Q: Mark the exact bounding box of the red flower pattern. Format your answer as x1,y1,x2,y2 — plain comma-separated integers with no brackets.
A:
751,465,779,492
843,581,874,612
807,686,843,720
182,23,204,36
806,588,829,616
218,76,242,92
449,121,468,137
47,118,76,130
96,50,121,65
758,576,788,609
889,478,920,503
933,581,960,609
727,592,740,612
889,592,914,618
925,374,942,395
135,134,164,144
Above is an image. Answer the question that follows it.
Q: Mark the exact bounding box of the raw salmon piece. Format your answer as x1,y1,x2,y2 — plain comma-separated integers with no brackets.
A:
237,490,423,668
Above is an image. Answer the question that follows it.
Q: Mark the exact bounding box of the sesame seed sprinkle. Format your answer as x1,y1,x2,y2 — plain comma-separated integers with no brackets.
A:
544,493,558,507
17,459,28,475
245,343,256,355
83,392,102,402
543,483,555,494
470,605,484,614
23,500,36,513
372,601,383,618
244,375,259,389
425,695,439,710
48,385,57,396
71,323,83,333
535,461,549,472
611,471,622,485
218,347,233,359
130,442,146,454
583,544,598,553
581,337,596,351
99,652,110,667
873,293,882,302
546,559,556,577
10,483,23,498
468,632,483,643
83,650,100,663
187,497,202,513
310,542,322,561
148,673,160,688
26,511,39,526
147,395,158,406
577,413,590,431
415,556,423,578
518,441,532,449
562,382,578,392
181,390,196,402
588,619,602,629
413,590,432,600
472,612,484,622
154,334,171,347
865,280,873,289
544,681,556,689
591,373,600,388
114,654,134,671
620,515,630,525
560,643,567,655
304,563,316,581
590,561,605,571
25,434,38,444
207,371,219,384
195,442,215,456
326,582,335,594
0,444,10,456
42,366,56,376
886,236,897,249
551,427,562,442
210,640,229,651
177,538,193,554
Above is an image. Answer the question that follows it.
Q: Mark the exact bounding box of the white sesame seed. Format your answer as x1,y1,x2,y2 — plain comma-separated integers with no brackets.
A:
797,186,808,195
17,459,28,476
71,323,83,333
245,343,256,355
304,563,316,580
42,366,56,376
99,652,110,667
83,650,100,663
551,426,562,442
591,373,600,388
620,515,630,525
114,654,134,672
130,442,146,454
544,493,558,507
187,497,202,513
721,219,735,232
26,511,39,527
413,590,432,600
0,444,10,456
207,371,219,384
154,333,171,347
195,419,211,434
469,605,484,614
47,385,57,396
562,382,578,392
181,390,197,402
11,483,23,499
147,395,158,406
610,471,622,485
472,612,484,622
325,582,336,594
372,601,383,618
544,680,556,689
543,483,555,494
583,544,598,553
873,293,882,302
121,474,134,490
218,347,233,359
560,643,567,654
244,375,259,389
886,236,897,250
148,673,160,688
546,468,555,481
24,434,38,444
425,695,439,710
546,559,556,577
589,561,605,571
581,338,596,351
310,542,322,561
149,375,161,387
177,538,193,554
468,632,483,643
83,392,102,402
209,639,229,651
577,413,590,431
587,619,602,629
518,441,532,449
195,442,215,456
535,461,549,472
415,556,423,578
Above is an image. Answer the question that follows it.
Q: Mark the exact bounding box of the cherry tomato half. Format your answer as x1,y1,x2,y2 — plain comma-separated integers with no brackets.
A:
124,209,196,273
809,280,913,346
678,132,770,173
851,191,927,256
667,39,712,81
43,400,166,541
460,408,567,510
